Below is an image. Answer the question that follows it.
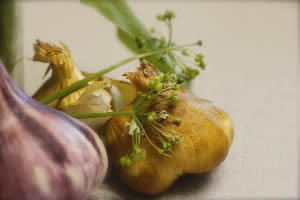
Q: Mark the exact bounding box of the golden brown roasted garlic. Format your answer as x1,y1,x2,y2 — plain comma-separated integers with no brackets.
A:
105,62,234,195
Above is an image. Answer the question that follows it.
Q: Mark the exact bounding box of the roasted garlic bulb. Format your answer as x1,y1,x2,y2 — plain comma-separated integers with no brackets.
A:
106,61,234,195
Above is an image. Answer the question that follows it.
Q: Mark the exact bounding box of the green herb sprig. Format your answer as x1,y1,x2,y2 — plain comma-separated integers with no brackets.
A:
40,8,206,105
150,10,207,80
81,0,206,82
40,42,198,105
39,7,207,167
0,0,16,74
72,72,184,168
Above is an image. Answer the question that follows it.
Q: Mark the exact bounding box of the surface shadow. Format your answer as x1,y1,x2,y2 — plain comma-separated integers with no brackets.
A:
99,158,215,200
161,171,213,197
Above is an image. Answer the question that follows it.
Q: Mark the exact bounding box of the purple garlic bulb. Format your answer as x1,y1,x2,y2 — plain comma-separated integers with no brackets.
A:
0,60,108,200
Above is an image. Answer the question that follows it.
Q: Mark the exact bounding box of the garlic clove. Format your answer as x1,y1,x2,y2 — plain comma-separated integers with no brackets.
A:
109,79,137,111
60,81,113,131
32,40,136,131
0,60,107,200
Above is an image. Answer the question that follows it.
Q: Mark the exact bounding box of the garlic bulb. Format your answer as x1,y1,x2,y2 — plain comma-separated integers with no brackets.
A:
32,40,136,130
105,62,234,195
32,40,110,127
0,60,108,200
32,40,86,108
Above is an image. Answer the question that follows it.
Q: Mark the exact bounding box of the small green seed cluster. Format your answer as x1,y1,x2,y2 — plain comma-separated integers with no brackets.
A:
195,53,206,69
148,72,183,92
181,67,199,80
119,73,184,168
147,10,207,81
119,145,146,168
157,10,176,21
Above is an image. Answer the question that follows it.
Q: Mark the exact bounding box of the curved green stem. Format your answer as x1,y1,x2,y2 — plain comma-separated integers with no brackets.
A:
40,43,197,105
148,96,171,108
133,115,143,146
142,123,163,153
152,120,175,133
41,49,164,105
133,89,153,111
141,118,165,142
166,20,173,47
71,111,132,119
140,87,175,111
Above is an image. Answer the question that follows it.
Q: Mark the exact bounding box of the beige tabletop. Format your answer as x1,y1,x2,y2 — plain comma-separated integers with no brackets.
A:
22,1,299,199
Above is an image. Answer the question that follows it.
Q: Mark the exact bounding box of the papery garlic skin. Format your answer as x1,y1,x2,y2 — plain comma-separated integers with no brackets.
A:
32,40,86,108
0,60,107,200
31,40,137,131
61,82,113,131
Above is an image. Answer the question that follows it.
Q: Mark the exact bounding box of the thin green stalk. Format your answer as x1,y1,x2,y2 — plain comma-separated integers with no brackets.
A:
71,111,131,119
133,115,141,146
142,124,162,153
0,0,16,74
141,118,165,142
144,119,170,139
168,52,177,70
140,87,174,111
133,89,153,110
166,20,173,47
148,96,171,108
141,119,172,157
151,120,176,136
41,43,197,105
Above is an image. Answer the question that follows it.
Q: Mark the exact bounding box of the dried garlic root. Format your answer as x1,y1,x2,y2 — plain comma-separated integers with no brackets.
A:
32,40,86,108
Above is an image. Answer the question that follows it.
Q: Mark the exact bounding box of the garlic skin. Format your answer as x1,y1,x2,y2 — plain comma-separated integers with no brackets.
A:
31,40,112,130
32,40,136,131
32,40,86,108
105,63,234,195
0,60,108,200
60,81,113,131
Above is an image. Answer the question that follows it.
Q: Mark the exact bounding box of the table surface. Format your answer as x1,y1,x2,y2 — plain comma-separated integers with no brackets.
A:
22,1,299,199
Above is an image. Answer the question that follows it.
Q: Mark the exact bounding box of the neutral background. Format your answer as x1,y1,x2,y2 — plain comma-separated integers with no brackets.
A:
22,1,299,199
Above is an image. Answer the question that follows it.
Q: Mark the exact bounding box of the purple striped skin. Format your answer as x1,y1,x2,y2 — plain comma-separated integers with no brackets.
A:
0,60,108,200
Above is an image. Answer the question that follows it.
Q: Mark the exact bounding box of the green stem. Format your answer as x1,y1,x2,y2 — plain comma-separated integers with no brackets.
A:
141,123,163,153
40,43,197,105
71,111,132,119
168,52,177,70
145,119,170,139
167,20,173,47
133,89,153,111
148,96,171,108
0,0,16,74
141,118,165,142
133,115,142,146
140,87,174,111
